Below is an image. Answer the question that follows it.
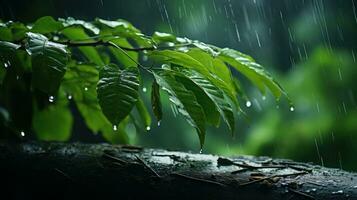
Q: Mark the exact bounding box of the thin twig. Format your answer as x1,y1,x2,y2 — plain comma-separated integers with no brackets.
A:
60,39,192,52
239,171,308,187
152,153,184,163
219,157,313,174
171,172,226,187
102,153,128,165
288,188,316,200
288,165,313,173
121,145,143,151
54,39,152,72
107,41,152,73
135,155,161,178
54,168,74,182
305,181,325,187
218,157,286,170
59,39,156,52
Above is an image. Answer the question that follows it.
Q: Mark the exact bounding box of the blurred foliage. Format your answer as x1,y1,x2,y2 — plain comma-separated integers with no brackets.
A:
244,47,357,171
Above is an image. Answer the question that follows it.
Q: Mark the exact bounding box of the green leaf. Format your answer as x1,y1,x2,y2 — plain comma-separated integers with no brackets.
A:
0,22,28,41
0,41,21,51
135,98,152,130
61,27,104,65
31,16,64,34
96,18,138,31
149,50,209,75
192,41,219,57
174,71,220,127
61,63,129,143
97,64,140,125
59,17,100,35
185,48,239,107
0,24,13,41
95,18,153,48
151,80,162,123
152,31,176,44
0,41,21,84
74,87,108,134
187,49,232,87
180,69,235,133
153,70,206,148
232,77,249,102
25,32,69,94
218,48,287,100
108,38,138,67
33,105,73,141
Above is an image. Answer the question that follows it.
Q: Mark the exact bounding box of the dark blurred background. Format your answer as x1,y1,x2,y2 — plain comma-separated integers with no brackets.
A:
1,0,357,171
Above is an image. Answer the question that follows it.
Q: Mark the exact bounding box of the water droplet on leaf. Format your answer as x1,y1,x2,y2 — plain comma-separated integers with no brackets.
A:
20,131,25,137
4,61,10,68
146,126,151,131
157,121,161,127
67,95,72,100
84,87,88,91
113,125,117,131
290,106,295,112
246,101,252,107
142,87,147,92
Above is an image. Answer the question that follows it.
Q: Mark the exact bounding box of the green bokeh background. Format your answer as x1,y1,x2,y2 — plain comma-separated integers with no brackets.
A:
1,0,357,171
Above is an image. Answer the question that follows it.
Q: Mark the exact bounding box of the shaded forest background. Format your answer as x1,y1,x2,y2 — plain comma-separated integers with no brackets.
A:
1,0,357,171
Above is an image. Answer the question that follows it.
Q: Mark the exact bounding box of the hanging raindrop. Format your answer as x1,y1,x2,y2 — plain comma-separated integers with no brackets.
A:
290,106,295,112
146,126,151,131
142,87,147,92
157,121,161,127
49,96,55,103
20,131,25,137
67,95,72,100
113,125,118,131
246,101,252,107
84,87,88,91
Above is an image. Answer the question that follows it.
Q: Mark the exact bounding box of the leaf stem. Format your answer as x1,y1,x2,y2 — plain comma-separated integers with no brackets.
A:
58,39,192,52
61,39,157,52
56,39,190,73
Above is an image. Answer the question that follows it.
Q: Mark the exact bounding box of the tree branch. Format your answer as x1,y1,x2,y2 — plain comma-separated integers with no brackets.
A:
59,39,157,52
58,39,191,52
1,141,356,200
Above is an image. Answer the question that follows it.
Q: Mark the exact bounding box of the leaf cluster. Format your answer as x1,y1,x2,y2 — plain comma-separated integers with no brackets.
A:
0,16,290,147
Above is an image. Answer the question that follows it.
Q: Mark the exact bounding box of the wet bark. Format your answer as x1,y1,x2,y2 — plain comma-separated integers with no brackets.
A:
0,141,356,200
